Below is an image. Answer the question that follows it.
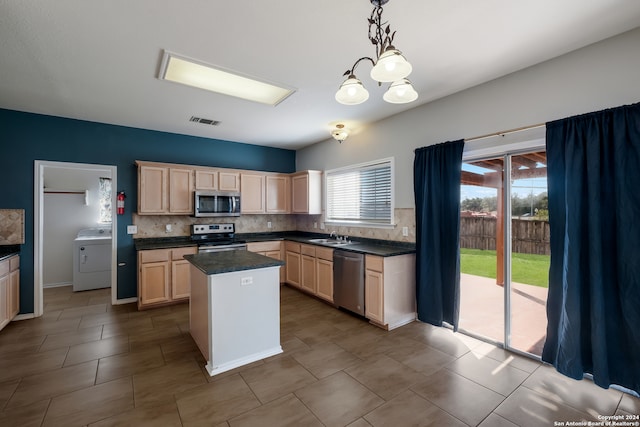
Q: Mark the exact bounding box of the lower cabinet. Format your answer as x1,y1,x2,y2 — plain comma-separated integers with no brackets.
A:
0,254,20,331
300,244,316,294
285,242,334,303
284,242,301,287
138,247,197,309
365,254,416,330
247,241,284,282
315,247,334,303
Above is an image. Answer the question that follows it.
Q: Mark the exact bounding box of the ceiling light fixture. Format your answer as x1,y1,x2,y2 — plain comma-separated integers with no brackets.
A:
158,51,295,106
335,0,417,106
331,124,349,143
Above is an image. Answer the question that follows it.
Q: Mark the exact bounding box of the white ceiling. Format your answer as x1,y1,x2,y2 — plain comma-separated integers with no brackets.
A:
2,1,640,150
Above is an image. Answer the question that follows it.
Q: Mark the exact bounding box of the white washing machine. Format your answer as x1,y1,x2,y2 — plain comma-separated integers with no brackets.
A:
73,227,112,291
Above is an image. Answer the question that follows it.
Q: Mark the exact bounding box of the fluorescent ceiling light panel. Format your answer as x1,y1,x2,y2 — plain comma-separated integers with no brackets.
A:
158,51,295,106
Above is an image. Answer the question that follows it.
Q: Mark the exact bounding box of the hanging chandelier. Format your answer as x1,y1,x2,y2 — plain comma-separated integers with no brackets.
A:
335,0,418,105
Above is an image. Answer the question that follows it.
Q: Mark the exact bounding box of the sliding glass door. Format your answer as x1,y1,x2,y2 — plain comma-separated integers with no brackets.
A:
459,149,549,357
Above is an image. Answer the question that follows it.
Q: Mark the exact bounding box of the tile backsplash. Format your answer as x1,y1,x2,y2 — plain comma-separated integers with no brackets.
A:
0,209,25,245
132,213,297,238
132,208,415,242
295,208,416,243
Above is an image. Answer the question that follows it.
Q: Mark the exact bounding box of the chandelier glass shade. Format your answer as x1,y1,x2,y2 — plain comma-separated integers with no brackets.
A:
335,0,417,106
370,47,412,82
383,78,418,103
335,75,370,105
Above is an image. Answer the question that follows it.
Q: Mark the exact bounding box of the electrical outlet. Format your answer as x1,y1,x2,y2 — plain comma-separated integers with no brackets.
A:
241,277,253,286
127,225,137,234
165,224,172,233
314,222,318,229
267,221,272,229
402,226,409,236
320,223,325,230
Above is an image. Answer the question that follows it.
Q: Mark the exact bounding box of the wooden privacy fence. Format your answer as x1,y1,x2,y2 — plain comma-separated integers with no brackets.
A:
460,217,550,255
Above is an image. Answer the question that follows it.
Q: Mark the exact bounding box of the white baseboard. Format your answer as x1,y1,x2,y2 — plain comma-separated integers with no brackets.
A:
13,313,35,321
115,297,137,305
43,282,72,289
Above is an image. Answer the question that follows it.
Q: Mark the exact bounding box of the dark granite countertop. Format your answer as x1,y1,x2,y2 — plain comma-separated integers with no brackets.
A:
280,235,415,257
185,251,285,275
0,245,20,262
134,236,196,251
135,231,415,257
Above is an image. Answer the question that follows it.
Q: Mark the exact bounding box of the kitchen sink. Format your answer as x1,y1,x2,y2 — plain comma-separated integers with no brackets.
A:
308,238,353,246
308,238,332,244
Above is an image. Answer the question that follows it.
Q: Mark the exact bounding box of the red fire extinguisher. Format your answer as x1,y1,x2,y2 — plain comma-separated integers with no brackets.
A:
117,191,126,215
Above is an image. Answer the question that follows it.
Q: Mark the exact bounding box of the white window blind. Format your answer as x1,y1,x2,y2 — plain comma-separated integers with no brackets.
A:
326,158,393,225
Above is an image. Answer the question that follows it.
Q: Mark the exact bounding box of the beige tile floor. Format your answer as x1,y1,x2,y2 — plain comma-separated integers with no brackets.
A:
0,284,638,426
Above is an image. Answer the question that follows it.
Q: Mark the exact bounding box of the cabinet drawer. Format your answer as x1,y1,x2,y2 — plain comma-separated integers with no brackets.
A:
365,255,384,272
171,246,197,260
140,249,170,263
300,244,316,257
285,241,301,253
9,255,19,271
315,247,334,261
247,241,282,253
0,259,9,276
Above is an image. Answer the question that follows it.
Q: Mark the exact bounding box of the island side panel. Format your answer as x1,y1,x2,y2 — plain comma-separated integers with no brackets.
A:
189,264,210,361
210,266,282,371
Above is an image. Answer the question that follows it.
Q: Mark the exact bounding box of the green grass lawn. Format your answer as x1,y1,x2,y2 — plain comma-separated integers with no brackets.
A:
460,248,550,288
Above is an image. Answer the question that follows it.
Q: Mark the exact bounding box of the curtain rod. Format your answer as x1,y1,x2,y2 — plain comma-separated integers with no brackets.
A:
464,122,546,143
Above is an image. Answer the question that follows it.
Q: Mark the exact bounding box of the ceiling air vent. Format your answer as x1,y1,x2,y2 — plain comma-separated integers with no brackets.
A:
189,116,220,126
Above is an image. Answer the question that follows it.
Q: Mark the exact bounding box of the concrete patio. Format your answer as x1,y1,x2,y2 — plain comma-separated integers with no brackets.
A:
459,273,548,355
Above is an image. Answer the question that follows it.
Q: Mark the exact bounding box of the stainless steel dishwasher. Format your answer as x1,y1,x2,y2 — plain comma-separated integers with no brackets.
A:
333,250,365,316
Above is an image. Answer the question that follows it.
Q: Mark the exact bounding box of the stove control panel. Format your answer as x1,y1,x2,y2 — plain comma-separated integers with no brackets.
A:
191,223,235,235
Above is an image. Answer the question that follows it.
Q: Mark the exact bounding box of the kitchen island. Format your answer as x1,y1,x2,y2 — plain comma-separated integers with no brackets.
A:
184,251,285,377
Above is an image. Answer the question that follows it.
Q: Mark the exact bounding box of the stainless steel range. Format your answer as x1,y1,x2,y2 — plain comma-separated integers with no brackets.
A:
190,223,246,253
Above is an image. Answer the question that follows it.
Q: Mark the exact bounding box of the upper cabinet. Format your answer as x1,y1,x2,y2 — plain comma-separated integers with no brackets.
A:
240,173,266,214
266,174,290,214
241,172,291,214
195,169,218,191
138,163,168,213
137,161,319,216
137,161,194,215
291,170,322,214
219,171,240,192
169,167,194,214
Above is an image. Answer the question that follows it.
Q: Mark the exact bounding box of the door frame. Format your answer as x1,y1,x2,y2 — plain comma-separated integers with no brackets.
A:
33,160,118,317
461,134,546,356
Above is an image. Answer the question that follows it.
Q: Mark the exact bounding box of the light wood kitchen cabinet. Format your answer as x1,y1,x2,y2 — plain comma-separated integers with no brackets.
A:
315,247,334,303
138,246,197,309
138,164,168,213
219,171,240,191
291,170,322,214
284,241,301,287
247,241,284,282
285,242,334,302
0,254,19,331
195,168,218,190
300,244,316,294
9,255,19,318
240,173,266,213
169,167,194,213
171,247,197,300
266,174,290,213
137,161,195,215
364,254,416,330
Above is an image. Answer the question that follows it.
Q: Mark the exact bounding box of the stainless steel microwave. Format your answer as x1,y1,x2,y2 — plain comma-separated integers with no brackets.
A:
194,191,241,217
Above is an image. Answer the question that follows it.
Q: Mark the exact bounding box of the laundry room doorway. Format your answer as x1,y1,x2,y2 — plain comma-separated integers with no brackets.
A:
33,160,117,318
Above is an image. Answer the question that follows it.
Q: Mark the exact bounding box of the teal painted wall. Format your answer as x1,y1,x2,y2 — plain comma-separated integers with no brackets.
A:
0,108,296,314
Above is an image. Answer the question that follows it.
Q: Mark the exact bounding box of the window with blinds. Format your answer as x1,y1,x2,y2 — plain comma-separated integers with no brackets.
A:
325,158,393,226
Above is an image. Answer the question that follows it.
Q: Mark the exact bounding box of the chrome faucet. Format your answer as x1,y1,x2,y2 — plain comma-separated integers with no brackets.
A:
330,231,337,239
